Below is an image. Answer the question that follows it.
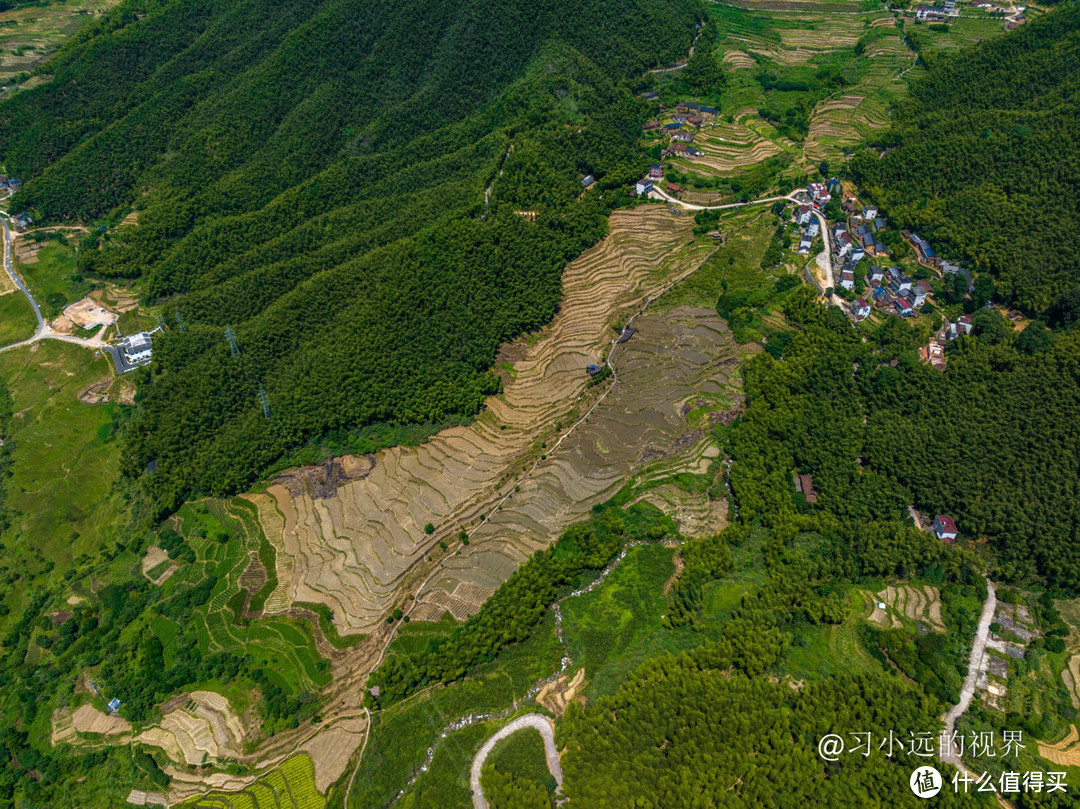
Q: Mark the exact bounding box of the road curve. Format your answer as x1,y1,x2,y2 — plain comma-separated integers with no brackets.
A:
470,714,562,809
940,577,997,776
0,204,115,356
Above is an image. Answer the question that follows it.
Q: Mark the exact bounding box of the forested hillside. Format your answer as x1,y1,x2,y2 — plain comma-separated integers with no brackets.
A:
851,4,1080,311
727,291,1080,591
0,0,700,511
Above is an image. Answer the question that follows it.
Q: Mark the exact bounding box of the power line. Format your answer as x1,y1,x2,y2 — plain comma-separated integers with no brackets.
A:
225,325,240,357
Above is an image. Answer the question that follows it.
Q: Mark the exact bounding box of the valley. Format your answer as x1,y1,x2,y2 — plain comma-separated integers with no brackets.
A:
0,1,1078,807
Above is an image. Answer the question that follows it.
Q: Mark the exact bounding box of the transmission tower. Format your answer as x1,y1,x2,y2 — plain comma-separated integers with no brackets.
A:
225,326,240,357
257,385,272,420
174,310,186,333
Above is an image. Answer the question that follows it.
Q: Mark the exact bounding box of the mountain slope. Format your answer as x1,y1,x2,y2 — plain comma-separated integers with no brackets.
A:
0,0,701,512
851,5,1080,311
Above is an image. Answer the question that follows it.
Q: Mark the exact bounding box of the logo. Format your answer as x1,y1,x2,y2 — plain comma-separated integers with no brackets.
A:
910,766,943,798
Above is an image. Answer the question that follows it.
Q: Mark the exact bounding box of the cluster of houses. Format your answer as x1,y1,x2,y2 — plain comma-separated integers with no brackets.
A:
860,264,935,319
643,101,720,162
915,0,957,20
0,175,21,193
12,212,32,232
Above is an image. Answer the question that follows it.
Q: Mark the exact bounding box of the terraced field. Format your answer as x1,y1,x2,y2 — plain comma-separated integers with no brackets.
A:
0,0,119,88
168,501,330,693
692,6,931,173
419,303,738,621
869,583,946,632
177,754,325,809
137,691,247,766
255,207,722,636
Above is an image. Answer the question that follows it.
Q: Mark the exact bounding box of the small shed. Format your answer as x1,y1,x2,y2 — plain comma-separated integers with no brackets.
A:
794,473,818,504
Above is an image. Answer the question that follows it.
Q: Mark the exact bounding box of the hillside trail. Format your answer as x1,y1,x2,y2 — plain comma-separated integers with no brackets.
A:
939,577,1012,808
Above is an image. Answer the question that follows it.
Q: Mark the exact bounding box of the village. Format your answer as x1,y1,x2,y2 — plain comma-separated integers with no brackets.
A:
629,92,1013,376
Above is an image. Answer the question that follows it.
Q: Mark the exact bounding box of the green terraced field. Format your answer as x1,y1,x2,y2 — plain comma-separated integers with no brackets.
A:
174,502,330,693
179,754,325,809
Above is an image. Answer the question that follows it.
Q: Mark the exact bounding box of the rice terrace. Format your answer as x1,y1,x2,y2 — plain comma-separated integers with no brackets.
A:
1,0,1076,806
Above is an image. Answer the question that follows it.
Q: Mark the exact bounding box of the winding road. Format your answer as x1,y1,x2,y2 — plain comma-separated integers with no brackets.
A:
649,187,836,294
470,714,562,809
0,202,114,356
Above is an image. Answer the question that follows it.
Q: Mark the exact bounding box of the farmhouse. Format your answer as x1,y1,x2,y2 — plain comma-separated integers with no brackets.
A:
648,164,663,180
670,130,693,143
795,205,814,225
581,174,595,188
894,297,914,317
117,331,156,368
910,279,933,307
908,232,936,263
851,298,872,322
808,182,831,205
932,515,958,543
665,183,684,196
839,268,855,291
793,473,818,504
643,121,662,131
635,178,653,195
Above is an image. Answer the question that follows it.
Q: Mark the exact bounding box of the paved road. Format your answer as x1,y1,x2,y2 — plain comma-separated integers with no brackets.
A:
470,714,562,809
649,187,839,299
0,212,45,339
940,577,997,775
0,204,114,356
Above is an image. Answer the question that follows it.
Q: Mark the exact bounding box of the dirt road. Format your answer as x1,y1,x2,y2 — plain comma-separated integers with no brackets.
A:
470,714,562,809
940,577,997,775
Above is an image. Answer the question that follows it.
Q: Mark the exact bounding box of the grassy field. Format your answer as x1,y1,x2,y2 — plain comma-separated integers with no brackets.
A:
783,589,878,680
0,340,126,576
562,544,698,700
0,288,35,344
15,240,85,318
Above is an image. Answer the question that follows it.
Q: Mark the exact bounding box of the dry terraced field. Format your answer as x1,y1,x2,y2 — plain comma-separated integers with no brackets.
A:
253,206,724,635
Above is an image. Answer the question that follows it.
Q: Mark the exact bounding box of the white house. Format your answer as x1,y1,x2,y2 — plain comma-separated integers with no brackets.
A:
806,220,820,238
910,280,933,307
636,178,653,195
795,205,814,225
851,298,872,321
118,332,154,365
